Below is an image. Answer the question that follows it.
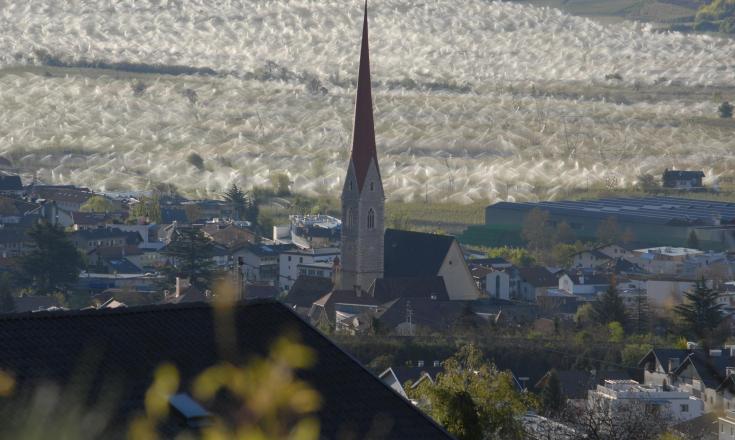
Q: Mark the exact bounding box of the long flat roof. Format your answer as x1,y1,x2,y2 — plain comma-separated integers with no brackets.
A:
487,196,735,226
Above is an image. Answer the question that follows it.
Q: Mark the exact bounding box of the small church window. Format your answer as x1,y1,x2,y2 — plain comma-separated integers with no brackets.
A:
367,208,375,229
346,208,354,228
370,182,374,191
349,180,353,191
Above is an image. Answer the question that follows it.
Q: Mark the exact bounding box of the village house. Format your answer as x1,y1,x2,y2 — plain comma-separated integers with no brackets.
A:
517,266,558,302
379,363,443,399
588,379,704,423
558,270,613,301
232,242,295,285
278,247,340,291
663,169,705,190
70,227,143,253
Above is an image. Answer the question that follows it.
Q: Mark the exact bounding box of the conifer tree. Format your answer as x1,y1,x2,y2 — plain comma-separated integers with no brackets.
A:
161,227,215,290
541,369,564,414
592,283,628,326
19,221,84,295
674,279,724,352
687,230,700,249
224,183,247,220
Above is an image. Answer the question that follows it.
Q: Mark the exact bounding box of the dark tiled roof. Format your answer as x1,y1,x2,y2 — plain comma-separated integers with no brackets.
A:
376,297,467,332
564,271,612,286
32,186,93,204
161,207,189,224
105,257,143,275
467,257,511,267
535,370,592,400
673,351,735,389
71,211,111,226
0,175,22,191
0,301,451,438
245,284,280,299
283,276,334,308
88,246,144,258
518,266,558,287
73,227,142,243
12,295,61,313
368,276,449,303
384,229,454,278
390,366,443,386
663,170,705,179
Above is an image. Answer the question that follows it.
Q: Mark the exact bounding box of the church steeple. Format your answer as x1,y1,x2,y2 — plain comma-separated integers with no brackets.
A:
339,1,385,293
349,1,381,193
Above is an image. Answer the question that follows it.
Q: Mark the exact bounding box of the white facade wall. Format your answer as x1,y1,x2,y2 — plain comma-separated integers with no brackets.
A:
438,241,481,300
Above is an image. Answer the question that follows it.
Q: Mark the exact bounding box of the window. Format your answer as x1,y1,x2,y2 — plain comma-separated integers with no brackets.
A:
367,208,375,230
680,404,688,412
349,180,353,191
495,275,500,297
346,208,354,228
288,256,291,262
370,182,374,191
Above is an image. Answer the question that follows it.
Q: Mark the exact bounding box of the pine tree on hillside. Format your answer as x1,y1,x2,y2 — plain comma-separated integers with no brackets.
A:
674,279,724,352
161,227,216,290
592,283,628,326
19,221,84,295
224,183,247,220
541,369,564,414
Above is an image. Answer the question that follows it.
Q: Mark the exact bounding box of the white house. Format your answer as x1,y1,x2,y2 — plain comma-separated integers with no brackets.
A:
588,379,703,423
278,247,340,291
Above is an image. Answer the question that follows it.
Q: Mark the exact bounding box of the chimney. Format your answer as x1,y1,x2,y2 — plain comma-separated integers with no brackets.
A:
668,358,680,371
331,256,341,288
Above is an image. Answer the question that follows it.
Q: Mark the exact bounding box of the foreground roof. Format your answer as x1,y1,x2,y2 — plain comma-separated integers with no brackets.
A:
0,300,451,438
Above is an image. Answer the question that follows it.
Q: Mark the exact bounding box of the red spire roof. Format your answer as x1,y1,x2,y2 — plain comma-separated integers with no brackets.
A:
349,1,380,192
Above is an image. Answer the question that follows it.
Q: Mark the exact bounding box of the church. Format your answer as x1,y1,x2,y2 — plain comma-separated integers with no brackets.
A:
309,3,480,332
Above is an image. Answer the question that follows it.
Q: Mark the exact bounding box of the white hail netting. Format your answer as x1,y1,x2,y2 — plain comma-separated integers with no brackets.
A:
0,0,733,201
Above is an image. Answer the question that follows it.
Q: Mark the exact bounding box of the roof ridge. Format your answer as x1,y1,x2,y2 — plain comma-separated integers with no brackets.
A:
0,298,280,321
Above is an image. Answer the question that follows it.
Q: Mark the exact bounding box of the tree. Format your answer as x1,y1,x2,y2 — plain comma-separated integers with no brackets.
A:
555,222,576,244
674,279,724,351
636,174,658,192
540,369,564,415
80,195,115,213
224,183,247,220
687,230,700,249
410,344,537,440
486,247,535,268
270,173,291,196
187,152,205,171
19,221,84,295
521,208,553,250
575,303,595,327
719,101,734,119
596,216,621,245
592,284,627,326
630,291,650,334
161,227,216,290
130,195,162,224
608,321,625,343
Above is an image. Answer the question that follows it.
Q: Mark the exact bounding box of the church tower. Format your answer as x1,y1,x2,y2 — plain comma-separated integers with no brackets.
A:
340,2,384,292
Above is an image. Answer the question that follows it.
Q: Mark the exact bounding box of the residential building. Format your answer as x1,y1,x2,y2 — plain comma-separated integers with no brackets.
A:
517,266,558,302
663,169,705,190
233,243,295,285
589,379,703,423
471,266,510,300
558,270,612,301
281,214,341,249
29,185,93,213
379,363,443,399
0,173,23,195
0,299,452,438
279,247,340,291
70,227,143,253
570,248,613,269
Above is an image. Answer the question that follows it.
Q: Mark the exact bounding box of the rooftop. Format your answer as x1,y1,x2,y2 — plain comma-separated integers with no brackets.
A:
488,196,735,226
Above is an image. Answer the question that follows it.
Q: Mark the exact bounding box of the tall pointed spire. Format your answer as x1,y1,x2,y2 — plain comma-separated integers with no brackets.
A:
350,1,380,192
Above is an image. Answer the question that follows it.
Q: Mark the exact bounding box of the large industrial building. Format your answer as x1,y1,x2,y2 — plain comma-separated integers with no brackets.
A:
463,197,735,250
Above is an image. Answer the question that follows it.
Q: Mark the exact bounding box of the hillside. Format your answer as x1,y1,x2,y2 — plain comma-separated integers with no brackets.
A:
0,0,732,202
